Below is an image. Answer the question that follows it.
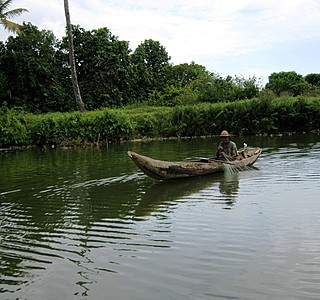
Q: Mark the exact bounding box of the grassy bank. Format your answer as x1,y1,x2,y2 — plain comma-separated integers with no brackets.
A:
1,96,320,148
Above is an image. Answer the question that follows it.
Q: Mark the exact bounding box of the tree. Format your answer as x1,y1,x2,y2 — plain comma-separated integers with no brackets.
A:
63,0,85,112
131,39,171,100
167,62,207,87
150,63,262,106
265,71,310,96
147,62,208,106
192,73,238,103
0,0,28,34
59,26,134,109
0,41,8,102
2,23,73,112
232,75,262,99
305,73,320,87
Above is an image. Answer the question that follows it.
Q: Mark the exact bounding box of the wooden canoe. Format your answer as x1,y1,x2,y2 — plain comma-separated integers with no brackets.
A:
128,147,261,180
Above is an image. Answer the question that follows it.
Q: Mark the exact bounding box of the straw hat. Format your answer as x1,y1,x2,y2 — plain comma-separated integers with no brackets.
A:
220,130,230,137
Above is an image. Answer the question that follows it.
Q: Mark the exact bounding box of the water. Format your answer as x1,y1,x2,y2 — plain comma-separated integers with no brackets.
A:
1,134,320,300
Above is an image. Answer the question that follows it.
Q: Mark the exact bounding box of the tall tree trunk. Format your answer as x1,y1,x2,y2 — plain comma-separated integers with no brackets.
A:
63,0,85,112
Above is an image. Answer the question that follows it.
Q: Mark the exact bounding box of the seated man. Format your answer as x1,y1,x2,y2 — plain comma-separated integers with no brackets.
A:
216,130,238,160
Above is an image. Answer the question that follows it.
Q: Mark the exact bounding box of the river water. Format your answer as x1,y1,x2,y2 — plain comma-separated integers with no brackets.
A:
1,134,320,300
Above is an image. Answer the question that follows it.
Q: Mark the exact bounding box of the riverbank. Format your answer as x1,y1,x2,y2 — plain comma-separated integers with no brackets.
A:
1,95,320,148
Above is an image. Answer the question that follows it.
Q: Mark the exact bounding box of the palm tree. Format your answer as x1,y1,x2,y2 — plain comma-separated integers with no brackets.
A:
63,0,85,112
0,0,28,34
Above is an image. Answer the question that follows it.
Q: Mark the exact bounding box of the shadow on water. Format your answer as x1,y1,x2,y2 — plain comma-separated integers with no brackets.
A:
134,171,241,217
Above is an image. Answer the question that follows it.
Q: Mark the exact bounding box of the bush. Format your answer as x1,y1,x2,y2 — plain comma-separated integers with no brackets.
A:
23,109,132,147
31,113,62,145
0,107,28,147
134,114,158,138
93,109,133,142
1,96,320,148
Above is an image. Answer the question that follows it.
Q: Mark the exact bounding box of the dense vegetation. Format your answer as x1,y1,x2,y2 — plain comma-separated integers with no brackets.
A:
2,22,319,112
1,96,320,148
1,22,320,148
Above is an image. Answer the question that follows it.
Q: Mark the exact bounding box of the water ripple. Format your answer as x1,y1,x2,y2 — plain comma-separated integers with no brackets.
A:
1,137,320,299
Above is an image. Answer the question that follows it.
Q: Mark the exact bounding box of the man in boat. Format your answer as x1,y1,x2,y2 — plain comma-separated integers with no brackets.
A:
216,130,238,161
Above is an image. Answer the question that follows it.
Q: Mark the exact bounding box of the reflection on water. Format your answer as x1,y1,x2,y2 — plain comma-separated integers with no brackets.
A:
135,172,240,217
219,172,239,196
1,133,320,300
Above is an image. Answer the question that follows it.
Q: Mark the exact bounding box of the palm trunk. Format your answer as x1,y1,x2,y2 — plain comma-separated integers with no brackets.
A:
63,0,85,112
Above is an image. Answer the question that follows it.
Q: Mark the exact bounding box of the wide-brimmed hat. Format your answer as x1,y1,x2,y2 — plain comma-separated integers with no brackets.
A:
220,130,230,137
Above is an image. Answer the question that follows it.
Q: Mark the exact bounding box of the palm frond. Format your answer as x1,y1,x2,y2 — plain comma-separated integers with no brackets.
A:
0,0,28,34
2,8,28,19
0,0,14,13
0,18,23,33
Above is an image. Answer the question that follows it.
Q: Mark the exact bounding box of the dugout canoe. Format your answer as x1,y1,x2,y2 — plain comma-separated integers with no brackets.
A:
128,147,261,180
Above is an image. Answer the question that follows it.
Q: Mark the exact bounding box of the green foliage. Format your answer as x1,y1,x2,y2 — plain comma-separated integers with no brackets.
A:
232,75,262,99
0,41,7,100
171,86,200,106
0,107,28,146
0,0,28,34
0,109,132,147
2,23,73,112
93,109,133,142
59,26,135,109
148,85,189,106
167,62,207,87
152,71,263,106
128,96,320,139
304,74,320,96
171,105,211,137
0,20,318,117
196,73,237,103
0,71,8,101
1,96,320,148
134,114,158,138
147,62,210,106
305,73,320,86
31,113,62,145
258,89,277,101
266,71,310,96
131,39,171,101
